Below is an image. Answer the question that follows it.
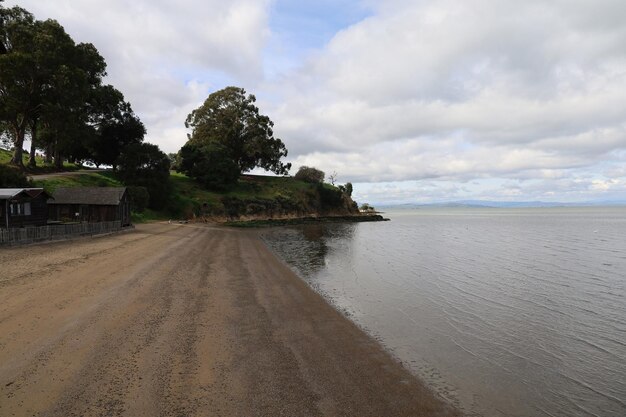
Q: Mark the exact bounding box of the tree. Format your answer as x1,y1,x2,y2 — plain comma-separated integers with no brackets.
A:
86,87,145,168
126,185,150,213
344,182,353,197
38,38,108,168
0,3,139,170
26,19,89,167
0,5,36,167
360,203,375,212
338,182,353,197
167,152,180,170
294,166,325,183
117,142,171,209
328,171,338,186
184,86,291,176
0,5,110,169
178,142,239,191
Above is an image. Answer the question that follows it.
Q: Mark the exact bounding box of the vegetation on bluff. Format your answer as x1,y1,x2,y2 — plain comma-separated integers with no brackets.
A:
29,170,359,223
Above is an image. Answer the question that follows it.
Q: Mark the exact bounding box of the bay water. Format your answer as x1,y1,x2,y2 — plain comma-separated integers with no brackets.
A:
262,207,626,417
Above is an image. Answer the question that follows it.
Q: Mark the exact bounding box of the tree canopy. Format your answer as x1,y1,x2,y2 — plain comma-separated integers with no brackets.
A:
0,3,147,170
182,86,291,183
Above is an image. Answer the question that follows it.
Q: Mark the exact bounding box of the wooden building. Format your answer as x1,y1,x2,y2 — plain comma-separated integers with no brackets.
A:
48,187,131,226
0,188,53,229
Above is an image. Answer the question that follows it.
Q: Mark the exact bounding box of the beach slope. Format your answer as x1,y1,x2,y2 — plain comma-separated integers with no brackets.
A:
0,223,458,417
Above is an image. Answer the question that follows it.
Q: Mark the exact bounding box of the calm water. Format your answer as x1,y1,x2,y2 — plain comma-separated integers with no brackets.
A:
262,208,626,417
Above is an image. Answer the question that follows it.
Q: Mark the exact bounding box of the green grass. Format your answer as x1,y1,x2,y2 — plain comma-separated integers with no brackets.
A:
0,148,82,173
167,172,323,218
169,172,311,204
0,148,11,164
131,209,168,223
226,174,313,200
32,171,123,193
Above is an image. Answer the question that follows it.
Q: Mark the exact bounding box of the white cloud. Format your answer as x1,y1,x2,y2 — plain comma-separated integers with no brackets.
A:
266,0,626,201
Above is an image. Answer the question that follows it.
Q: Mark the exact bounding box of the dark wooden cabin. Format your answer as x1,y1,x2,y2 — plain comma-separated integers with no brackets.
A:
48,187,131,226
0,188,52,229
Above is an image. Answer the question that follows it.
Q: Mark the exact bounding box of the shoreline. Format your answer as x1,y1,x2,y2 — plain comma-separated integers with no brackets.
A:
223,213,389,227
0,222,458,416
240,226,461,416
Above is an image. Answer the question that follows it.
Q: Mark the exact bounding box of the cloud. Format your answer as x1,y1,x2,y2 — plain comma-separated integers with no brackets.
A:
265,0,626,201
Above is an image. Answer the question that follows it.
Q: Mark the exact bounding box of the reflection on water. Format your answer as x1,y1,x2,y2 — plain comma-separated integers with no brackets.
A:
263,223,356,277
262,208,626,417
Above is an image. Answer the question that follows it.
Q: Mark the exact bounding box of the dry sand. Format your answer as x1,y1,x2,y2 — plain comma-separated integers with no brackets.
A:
0,222,459,416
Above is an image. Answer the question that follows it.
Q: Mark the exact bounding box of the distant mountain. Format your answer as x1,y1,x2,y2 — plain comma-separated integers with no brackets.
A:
377,200,626,209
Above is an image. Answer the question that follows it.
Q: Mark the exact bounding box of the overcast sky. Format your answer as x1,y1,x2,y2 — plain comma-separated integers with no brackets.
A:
7,0,626,204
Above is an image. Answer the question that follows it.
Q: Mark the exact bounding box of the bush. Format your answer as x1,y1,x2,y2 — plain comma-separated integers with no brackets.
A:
0,164,32,188
344,182,353,197
294,166,325,183
127,186,150,212
318,184,343,209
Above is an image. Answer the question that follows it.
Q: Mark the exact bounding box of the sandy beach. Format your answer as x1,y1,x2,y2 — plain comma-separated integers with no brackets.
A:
0,222,458,417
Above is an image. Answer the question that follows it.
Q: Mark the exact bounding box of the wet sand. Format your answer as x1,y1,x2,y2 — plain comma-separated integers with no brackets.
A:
0,222,459,416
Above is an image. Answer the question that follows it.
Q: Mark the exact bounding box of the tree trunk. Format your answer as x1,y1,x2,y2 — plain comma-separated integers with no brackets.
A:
28,122,38,168
45,141,53,164
54,144,63,169
9,125,26,169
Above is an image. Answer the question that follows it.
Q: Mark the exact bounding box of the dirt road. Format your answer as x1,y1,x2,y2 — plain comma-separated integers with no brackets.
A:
0,223,458,417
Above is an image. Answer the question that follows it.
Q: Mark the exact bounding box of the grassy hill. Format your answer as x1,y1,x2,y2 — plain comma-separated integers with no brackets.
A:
0,148,11,164
166,172,359,222
32,172,123,192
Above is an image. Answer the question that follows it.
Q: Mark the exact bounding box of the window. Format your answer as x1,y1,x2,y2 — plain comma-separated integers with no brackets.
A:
9,202,31,216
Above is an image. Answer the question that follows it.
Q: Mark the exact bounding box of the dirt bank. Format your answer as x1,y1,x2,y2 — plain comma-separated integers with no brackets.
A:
0,223,459,416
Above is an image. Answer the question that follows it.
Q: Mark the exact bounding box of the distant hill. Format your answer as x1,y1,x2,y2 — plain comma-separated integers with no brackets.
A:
379,200,626,209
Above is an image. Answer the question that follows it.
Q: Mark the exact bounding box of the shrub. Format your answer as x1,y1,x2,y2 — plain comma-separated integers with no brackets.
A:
318,184,343,209
127,186,150,213
0,165,32,188
294,166,325,183
344,182,353,197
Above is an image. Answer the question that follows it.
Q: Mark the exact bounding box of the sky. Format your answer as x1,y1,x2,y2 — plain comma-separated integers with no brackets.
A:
6,0,626,204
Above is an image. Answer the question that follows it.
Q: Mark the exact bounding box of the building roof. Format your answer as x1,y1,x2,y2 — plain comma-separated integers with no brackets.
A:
0,188,51,200
49,187,127,206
